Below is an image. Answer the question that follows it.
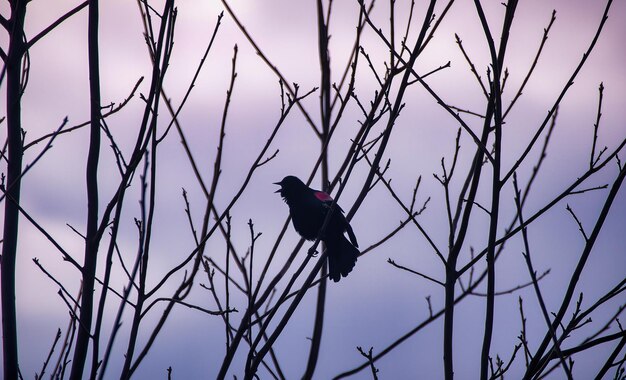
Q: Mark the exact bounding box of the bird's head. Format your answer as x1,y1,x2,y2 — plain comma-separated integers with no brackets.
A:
274,175,306,202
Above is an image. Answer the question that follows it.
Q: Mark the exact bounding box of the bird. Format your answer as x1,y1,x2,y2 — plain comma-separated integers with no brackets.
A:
274,175,359,282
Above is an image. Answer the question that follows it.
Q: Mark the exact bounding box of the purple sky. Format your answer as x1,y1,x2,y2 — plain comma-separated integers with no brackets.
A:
2,0,625,378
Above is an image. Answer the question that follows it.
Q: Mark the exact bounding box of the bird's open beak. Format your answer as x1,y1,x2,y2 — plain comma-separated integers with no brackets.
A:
273,182,282,193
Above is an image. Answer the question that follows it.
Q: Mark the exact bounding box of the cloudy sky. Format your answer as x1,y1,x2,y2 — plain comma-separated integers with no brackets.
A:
2,0,625,378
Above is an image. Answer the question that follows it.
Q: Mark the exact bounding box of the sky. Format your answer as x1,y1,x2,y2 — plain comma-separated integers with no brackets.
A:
1,0,625,379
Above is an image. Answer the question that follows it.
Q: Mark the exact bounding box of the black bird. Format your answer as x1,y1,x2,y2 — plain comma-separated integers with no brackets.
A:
274,176,359,282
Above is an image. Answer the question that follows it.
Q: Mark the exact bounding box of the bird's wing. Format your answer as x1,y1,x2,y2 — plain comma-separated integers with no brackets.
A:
345,221,358,247
313,191,333,202
314,191,345,212
315,191,358,246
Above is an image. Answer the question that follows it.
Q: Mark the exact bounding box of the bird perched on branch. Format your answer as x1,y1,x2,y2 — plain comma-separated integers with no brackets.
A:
274,175,359,282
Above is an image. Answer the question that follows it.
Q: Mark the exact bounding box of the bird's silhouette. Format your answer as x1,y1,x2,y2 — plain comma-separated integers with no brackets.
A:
275,176,359,282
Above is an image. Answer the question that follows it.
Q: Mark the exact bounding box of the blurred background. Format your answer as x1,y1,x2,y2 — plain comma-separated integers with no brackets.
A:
1,0,625,378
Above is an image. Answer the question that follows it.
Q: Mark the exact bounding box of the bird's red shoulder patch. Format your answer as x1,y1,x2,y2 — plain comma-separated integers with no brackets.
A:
314,191,333,202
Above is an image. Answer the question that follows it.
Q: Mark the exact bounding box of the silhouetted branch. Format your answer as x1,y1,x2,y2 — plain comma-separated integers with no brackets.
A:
51,285,81,380
590,82,605,169
221,0,321,137
0,117,68,203
140,297,236,318
357,346,379,380
595,332,626,379
502,0,614,185
35,328,61,380
156,11,225,143
1,2,28,376
514,174,572,378
455,33,489,98
365,155,442,263
502,9,556,120
26,2,89,48
565,204,588,241
388,258,444,286
525,152,626,378
464,269,550,297
1,193,81,269
24,77,143,150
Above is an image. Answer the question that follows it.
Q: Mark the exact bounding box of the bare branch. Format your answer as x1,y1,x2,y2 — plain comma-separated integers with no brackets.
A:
26,2,89,49
388,258,445,286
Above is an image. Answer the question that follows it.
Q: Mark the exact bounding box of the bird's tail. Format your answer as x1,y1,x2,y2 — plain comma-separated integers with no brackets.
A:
326,235,359,282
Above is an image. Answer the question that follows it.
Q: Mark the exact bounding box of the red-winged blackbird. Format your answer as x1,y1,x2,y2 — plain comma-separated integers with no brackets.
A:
274,176,359,282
